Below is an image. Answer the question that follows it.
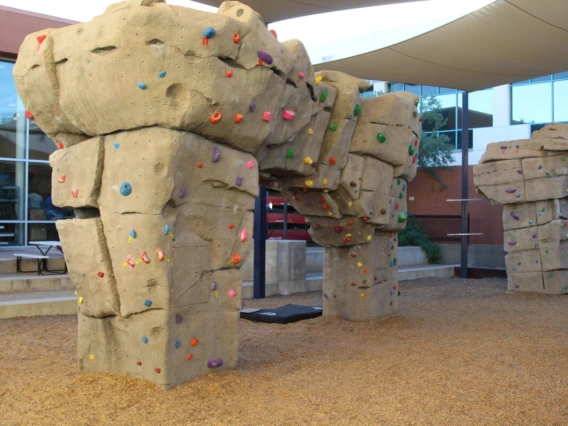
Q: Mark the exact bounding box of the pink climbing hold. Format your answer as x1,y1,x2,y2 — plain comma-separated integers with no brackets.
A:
57,175,66,183
71,189,79,198
246,161,254,169
240,228,247,242
282,110,295,120
126,255,135,268
228,290,237,297
298,72,305,79
262,112,271,122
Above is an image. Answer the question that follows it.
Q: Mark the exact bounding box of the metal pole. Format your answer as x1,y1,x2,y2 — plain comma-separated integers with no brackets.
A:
253,186,267,299
283,200,288,240
460,92,469,279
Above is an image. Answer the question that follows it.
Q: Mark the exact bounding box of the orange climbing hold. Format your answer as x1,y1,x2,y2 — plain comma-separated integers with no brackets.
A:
191,338,199,347
229,224,234,229
57,142,64,149
186,354,193,360
210,111,222,123
232,33,240,43
232,253,242,264
226,70,233,78
197,162,203,168
234,113,244,123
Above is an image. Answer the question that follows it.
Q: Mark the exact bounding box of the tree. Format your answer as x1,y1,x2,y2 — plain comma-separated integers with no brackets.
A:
417,95,455,178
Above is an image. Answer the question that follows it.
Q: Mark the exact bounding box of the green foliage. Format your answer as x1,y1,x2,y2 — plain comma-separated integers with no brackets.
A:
398,215,442,264
417,95,455,177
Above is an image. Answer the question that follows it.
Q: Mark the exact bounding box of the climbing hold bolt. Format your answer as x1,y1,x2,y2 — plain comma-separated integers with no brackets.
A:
120,182,132,196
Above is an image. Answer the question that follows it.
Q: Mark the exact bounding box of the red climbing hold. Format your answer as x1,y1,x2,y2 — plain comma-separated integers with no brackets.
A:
191,338,199,347
232,33,240,43
154,368,161,374
395,202,399,210
329,156,336,166
58,142,64,149
232,253,242,264
36,35,47,45
137,361,142,366
351,283,357,287
270,29,278,39
197,162,203,168
322,203,329,210
226,70,233,78
97,272,104,278
234,113,244,123
334,226,343,233
343,237,351,243
25,111,34,120
319,196,325,202
302,188,308,193
186,354,193,360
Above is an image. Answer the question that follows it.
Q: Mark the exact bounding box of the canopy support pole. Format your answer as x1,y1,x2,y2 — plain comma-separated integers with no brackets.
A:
253,187,267,299
460,92,470,279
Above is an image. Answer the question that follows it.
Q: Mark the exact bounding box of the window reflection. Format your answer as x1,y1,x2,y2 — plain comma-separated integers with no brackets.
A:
553,80,568,122
29,124,56,161
512,83,552,124
0,160,25,221
0,61,26,160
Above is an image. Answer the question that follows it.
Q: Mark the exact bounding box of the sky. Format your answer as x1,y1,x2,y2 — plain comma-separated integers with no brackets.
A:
0,0,496,64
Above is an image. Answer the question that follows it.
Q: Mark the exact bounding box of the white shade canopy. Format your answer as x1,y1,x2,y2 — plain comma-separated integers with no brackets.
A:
196,0,420,23
313,0,568,92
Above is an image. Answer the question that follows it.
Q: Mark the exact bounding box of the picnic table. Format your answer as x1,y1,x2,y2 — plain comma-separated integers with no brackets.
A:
14,241,67,275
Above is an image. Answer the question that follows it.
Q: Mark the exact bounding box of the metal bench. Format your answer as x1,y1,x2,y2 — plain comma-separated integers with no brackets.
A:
14,253,49,275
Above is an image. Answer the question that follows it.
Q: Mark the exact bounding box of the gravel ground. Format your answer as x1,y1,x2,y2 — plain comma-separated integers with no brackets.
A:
1,277,568,425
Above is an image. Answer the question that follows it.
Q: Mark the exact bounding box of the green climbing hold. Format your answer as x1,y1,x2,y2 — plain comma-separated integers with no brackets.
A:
393,258,397,266
399,192,403,199
319,91,328,103
328,124,339,132
398,213,407,223
408,145,415,155
562,157,566,162
546,172,551,176
286,149,295,158
376,133,386,143
542,208,546,212
354,104,361,116
397,179,401,185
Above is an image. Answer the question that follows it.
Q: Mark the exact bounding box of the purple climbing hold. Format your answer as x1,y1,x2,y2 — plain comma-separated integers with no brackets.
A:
507,242,516,246
323,293,329,299
175,313,183,324
179,187,187,198
207,358,223,368
211,146,221,163
235,176,243,186
532,234,537,239
510,212,520,220
250,101,256,112
517,170,523,174
500,146,508,150
211,281,218,291
505,189,516,194
257,51,274,64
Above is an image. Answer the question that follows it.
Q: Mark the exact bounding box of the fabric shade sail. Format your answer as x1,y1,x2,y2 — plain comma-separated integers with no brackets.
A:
313,0,568,92
195,0,419,23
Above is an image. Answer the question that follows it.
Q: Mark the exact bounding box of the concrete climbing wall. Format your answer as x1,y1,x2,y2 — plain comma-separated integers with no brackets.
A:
474,123,568,294
14,0,421,389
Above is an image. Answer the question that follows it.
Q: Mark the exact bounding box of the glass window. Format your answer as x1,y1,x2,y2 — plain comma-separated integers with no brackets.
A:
0,60,26,160
439,87,457,94
421,86,438,96
28,162,52,210
512,79,530,86
467,89,493,129
553,80,568,122
29,125,56,161
553,72,568,81
512,82,552,124
389,82,404,92
456,130,474,150
403,84,421,96
531,75,552,83
28,223,59,243
0,223,25,246
0,160,25,221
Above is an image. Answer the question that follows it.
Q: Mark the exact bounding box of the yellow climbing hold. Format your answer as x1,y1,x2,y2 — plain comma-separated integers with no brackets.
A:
78,297,84,305
324,189,329,193
127,236,133,243
357,262,363,267
74,290,78,296
322,178,328,185
315,76,323,85
348,201,353,207
308,128,314,135
328,212,333,216
360,293,366,298
367,235,372,241
305,180,314,187
304,157,313,164
89,354,95,360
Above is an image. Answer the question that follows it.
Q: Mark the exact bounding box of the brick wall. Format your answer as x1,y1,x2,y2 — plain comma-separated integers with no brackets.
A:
406,167,504,246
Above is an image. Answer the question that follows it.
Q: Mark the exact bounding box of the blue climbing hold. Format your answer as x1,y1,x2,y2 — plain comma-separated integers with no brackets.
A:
120,182,132,196
142,336,149,344
549,274,553,278
402,184,407,191
159,71,166,78
538,165,543,169
144,300,153,307
130,229,136,239
113,143,120,149
164,225,170,235
175,340,181,348
202,27,215,39
137,82,147,90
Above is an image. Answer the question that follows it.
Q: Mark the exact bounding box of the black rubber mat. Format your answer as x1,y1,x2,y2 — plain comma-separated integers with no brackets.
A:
240,304,323,324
